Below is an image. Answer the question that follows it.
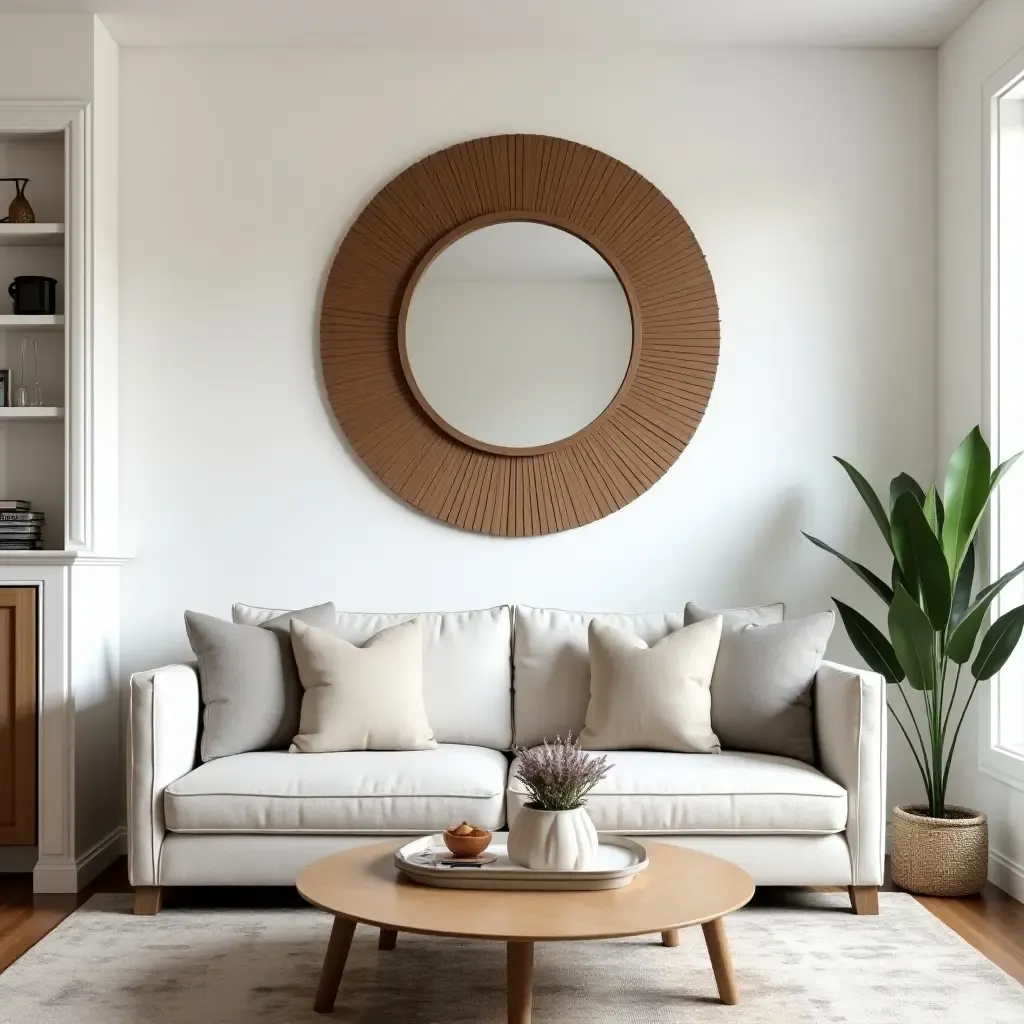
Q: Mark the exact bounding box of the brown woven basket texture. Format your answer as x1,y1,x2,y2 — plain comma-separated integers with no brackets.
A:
890,804,988,897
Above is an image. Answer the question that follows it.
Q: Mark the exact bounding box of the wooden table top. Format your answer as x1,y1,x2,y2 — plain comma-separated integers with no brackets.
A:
296,839,754,942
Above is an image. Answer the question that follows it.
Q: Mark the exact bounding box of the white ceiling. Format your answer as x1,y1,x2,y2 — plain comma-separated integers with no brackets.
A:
0,0,985,48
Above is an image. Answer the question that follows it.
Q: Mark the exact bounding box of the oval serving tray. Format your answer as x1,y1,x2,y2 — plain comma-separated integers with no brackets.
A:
394,834,649,891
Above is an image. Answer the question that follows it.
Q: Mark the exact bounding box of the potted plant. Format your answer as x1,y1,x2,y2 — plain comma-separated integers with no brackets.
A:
805,426,1024,896
507,736,611,871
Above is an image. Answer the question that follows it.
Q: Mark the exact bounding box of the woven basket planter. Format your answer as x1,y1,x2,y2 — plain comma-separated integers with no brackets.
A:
890,804,988,897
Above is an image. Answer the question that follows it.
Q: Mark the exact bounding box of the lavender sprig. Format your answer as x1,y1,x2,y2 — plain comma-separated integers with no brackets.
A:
513,735,611,811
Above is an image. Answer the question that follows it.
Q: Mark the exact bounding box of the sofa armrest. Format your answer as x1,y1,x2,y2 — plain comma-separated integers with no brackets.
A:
814,660,887,886
127,663,200,886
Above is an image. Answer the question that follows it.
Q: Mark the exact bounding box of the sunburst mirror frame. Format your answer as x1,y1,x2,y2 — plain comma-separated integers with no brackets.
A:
320,134,719,537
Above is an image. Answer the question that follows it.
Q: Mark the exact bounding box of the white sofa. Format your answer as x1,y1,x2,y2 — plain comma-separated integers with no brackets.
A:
128,604,886,914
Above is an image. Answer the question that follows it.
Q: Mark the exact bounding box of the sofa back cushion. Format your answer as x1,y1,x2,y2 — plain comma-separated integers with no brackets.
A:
514,605,693,747
233,604,513,749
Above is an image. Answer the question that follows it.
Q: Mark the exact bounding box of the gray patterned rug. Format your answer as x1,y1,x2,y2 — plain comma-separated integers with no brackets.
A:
0,892,1021,1022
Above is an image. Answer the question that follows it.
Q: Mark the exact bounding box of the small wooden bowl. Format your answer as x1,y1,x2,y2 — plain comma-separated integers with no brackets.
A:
442,828,493,859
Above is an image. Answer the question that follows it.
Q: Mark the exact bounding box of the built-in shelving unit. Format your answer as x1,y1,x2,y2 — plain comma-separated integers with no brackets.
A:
0,100,127,897
0,223,64,246
0,314,63,329
0,130,67,552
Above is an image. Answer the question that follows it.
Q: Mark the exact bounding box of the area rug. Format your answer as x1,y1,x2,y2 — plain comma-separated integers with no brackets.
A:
0,892,1021,1022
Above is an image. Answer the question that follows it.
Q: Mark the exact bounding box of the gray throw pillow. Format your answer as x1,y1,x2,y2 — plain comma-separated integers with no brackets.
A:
685,602,785,719
185,602,336,760
685,603,832,764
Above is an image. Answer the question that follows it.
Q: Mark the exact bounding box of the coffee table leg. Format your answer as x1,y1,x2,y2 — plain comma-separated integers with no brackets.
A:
378,928,398,951
507,941,534,1024
661,929,680,947
314,915,357,1014
701,917,738,1005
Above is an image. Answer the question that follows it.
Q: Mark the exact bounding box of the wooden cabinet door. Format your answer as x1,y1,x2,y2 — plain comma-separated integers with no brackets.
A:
0,588,36,846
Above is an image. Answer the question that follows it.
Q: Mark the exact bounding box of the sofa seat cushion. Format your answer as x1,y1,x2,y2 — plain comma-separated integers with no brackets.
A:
164,744,507,834
507,749,847,835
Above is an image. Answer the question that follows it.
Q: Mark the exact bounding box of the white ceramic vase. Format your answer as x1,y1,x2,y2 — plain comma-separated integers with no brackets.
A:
506,804,599,870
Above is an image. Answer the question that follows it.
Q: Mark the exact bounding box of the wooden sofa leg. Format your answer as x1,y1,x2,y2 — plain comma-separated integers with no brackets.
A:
849,885,879,915
661,929,680,946
134,886,163,916
378,928,398,951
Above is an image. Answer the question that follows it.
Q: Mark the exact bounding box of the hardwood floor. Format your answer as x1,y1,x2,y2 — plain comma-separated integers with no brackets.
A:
1,857,1022,985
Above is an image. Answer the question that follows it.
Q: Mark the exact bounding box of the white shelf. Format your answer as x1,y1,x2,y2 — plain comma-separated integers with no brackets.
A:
0,223,64,246
0,315,63,329
0,551,132,566
0,407,63,420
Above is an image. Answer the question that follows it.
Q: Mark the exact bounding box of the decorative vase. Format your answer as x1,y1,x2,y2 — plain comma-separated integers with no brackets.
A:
506,804,599,870
890,804,988,897
5,179,34,224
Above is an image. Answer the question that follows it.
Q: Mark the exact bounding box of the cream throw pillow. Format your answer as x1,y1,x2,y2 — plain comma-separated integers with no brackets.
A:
580,616,723,753
289,618,436,752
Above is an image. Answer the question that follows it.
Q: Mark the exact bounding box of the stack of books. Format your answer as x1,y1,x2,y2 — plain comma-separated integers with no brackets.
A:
0,500,44,549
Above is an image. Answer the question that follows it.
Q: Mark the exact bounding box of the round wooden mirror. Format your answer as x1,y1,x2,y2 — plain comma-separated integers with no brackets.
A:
320,134,719,537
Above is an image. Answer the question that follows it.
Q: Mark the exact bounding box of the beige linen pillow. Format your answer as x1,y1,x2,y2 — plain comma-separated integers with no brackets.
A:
289,618,436,752
580,616,723,753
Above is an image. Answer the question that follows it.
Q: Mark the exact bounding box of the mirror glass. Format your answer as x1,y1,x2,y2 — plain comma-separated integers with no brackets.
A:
403,221,634,450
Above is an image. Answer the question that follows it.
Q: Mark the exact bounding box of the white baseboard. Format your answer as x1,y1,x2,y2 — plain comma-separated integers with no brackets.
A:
32,827,126,894
989,847,1024,902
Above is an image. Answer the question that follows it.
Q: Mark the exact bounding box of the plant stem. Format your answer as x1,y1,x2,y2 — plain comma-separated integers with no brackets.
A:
888,699,933,807
894,680,930,780
942,662,963,736
931,653,946,815
918,660,940,815
941,674,982,796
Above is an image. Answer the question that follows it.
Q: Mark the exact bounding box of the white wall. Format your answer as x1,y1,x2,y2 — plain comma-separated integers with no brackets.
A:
119,46,937,809
939,0,1024,899
92,17,120,554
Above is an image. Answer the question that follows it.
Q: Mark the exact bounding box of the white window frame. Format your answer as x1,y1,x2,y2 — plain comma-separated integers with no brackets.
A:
982,48,1024,791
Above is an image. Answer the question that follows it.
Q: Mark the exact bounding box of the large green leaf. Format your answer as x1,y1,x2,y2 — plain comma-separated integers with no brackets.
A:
891,492,951,629
972,605,1024,680
890,473,926,512
922,486,940,535
889,495,920,599
803,533,893,604
950,542,975,630
836,457,892,551
941,427,992,581
947,557,1024,663
833,599,904,683
888,585,937,691
990,450,1023,492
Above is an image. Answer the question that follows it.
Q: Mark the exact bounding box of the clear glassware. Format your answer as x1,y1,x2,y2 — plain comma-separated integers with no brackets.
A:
30,339,42,407
12,338,27,407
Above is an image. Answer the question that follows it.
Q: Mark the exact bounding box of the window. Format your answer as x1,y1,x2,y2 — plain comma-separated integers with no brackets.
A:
983,56,1024,787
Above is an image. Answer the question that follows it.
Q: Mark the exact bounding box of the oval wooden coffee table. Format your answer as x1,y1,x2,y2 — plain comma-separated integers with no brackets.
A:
297,839,754,1021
